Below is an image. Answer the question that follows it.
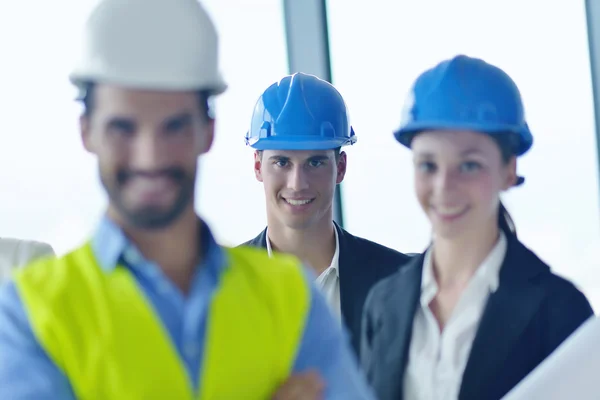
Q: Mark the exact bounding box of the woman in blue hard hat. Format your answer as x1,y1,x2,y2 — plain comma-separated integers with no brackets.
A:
360,55,594,400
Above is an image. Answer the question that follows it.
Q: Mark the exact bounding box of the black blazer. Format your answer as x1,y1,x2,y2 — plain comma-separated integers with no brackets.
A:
240,222,412,357
361,234,594,400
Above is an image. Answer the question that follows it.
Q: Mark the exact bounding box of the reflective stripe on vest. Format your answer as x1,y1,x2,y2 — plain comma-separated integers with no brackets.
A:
14,243,310,400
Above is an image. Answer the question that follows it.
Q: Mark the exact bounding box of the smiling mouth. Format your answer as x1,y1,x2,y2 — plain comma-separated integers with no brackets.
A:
126,176,178,198
432,205,469,218
283,198,315,206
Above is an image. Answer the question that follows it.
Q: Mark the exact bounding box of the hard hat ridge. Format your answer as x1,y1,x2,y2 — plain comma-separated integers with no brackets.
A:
70,0,227,99
245,72,357,151
394,54,533,156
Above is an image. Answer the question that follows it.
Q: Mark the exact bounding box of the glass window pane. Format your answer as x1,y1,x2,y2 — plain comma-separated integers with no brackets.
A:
327,0,600,307
197,0,288,246
0,0,104,255
0,0,288,253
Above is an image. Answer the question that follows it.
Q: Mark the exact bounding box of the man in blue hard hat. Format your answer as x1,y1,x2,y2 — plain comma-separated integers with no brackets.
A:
241,72,412,357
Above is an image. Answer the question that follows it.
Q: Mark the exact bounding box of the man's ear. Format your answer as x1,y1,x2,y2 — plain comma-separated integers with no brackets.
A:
200,119,215,155
503,156,518,190
336,151,347,184
80,115,94,154
254,151,263,182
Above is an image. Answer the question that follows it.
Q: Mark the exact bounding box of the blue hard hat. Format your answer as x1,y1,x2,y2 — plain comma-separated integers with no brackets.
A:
245,72,357,150
394,55,533,156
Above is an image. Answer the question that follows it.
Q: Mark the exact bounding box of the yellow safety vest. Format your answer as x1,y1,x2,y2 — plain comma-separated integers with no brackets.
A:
13,243,310,400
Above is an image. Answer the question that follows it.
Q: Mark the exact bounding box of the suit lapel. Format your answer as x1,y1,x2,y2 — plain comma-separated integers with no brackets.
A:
459,236,548,399
336,223,358,331
371,255,424,400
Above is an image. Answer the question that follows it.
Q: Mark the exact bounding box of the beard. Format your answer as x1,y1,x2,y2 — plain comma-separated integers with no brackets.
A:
101,166,196,229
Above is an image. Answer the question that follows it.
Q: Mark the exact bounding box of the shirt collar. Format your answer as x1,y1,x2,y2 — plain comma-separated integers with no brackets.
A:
421,231,507,305
329,227,340,277
265,225,340,277
265,227,274,257
91,216,227,278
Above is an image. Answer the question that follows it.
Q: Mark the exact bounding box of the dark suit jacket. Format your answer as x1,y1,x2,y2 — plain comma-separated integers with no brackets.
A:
240,222,411,357
361,234,594,400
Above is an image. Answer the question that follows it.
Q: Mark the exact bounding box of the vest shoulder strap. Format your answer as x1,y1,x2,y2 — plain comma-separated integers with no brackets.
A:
199,246,310,399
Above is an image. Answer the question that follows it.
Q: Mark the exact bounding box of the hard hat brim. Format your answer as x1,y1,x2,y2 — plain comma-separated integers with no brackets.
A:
247,136,357,151
394,120,532,156
69,72,228,101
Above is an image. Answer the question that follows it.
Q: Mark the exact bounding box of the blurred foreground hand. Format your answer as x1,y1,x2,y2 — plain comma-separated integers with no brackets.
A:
272,370,325,400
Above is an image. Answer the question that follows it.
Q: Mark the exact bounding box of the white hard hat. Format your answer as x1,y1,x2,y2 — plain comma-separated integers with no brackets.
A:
69,0,227,99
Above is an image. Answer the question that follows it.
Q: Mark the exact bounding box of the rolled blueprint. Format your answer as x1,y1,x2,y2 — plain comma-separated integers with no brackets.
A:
502,316,599,399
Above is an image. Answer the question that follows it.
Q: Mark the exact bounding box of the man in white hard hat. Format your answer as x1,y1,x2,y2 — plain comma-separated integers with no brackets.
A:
0,0,375,399
0,238,54,281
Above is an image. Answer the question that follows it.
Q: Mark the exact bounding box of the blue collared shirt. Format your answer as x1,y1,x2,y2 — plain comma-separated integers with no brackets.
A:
0,217,375,399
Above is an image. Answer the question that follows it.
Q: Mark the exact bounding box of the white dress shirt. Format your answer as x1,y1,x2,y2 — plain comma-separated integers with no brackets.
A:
403,232,507,400
265,227,341,320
